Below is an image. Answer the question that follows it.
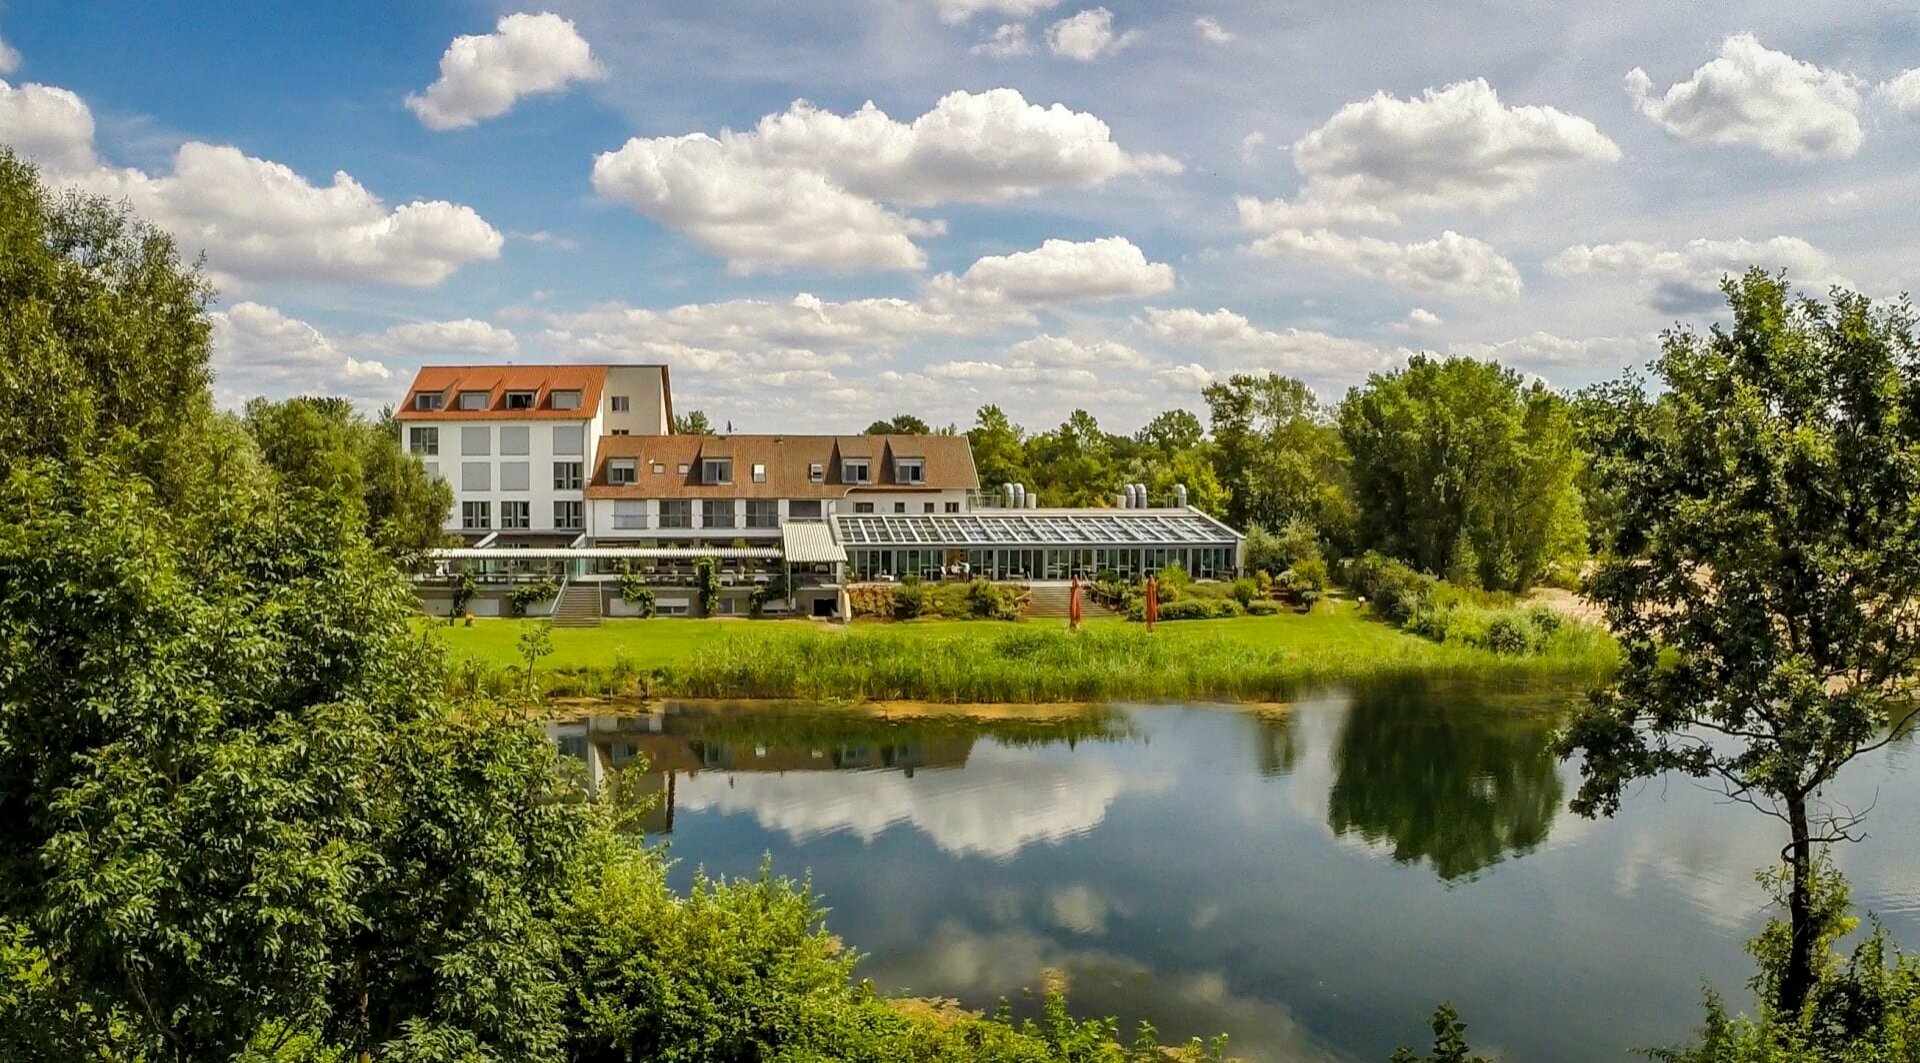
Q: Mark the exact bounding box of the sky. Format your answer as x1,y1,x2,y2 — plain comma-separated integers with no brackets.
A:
1,0,1917,433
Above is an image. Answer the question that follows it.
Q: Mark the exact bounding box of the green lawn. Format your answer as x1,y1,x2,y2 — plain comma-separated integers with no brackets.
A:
429,599,1469,672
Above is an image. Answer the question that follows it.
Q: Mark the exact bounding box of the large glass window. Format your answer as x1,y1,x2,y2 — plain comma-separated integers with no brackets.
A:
702,458,732,484
789,500,823,519
701,500,736,528
554,501,583,530
745,500,780,528
613,500,648,530
553,461,582,490
407,426,438,455
660,500,693,528
500,501,530,529
461,501,490,529
609,458,638,485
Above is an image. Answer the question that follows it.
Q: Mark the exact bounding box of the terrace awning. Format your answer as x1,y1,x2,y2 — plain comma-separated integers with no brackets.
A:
781,521,848,564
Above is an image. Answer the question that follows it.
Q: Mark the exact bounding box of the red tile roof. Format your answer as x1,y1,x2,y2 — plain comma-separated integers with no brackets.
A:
585,434,978,499
395,365,611,421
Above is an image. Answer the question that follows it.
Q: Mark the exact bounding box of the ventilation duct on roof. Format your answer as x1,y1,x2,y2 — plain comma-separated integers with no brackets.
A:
1025,488,1038,509
1174,483,1188,508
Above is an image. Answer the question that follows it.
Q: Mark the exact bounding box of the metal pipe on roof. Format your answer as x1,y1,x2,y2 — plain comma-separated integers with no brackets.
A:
1174,483,1188,508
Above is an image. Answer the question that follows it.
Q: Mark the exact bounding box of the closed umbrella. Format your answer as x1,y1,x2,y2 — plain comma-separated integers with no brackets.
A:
1145,575,1158,632
1069,575,1082,630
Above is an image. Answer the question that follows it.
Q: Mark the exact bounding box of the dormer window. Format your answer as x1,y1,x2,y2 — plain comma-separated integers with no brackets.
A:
702,458,732,484
550,390,581,410
809,462,824,483
504,390,536,410
413,392,444,411
609,458,638,485
843,459,870,484
457,390,489,411
895,458,925,484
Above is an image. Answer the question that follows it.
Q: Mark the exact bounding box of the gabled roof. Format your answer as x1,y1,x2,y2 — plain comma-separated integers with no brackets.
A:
585,434,978,499
395,365,624,421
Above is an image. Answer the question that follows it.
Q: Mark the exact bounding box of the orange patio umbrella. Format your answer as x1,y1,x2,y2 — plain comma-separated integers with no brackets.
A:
1069,575,1082,630
1145,574,1159,632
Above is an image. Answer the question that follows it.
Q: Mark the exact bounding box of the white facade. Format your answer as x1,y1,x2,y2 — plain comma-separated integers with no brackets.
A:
414,416,604,537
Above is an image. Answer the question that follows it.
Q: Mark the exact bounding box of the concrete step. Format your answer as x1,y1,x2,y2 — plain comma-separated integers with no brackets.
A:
550,581,602,628
1020,583,1116,620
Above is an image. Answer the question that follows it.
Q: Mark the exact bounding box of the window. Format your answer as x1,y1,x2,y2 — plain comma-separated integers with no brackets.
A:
843,459,870,484
500,426,529,455
500,462,530,492
612,429,630,436
504,390,536,410
789,500,823,519
651,462,665,475
896,458,925,484
500,501,530,529
923,502,936,513
701,500,736,528
461,501,490,530
702,458,732,484
407,426,438,455
461,462,490,492
894,502,907,514
551,390,582,410
609,458,638,485
746,500,779,528
809,462,824,482
552,425,584,456
612,500,648,530
457,390,489,411
554,501,583,530
751,462,766,483
413,392,444,411
945,501,960,513
553,461,583,490
461,426,490,455
677,463,690,474
610,395,630,412
660,500,693,528
854,502,875,514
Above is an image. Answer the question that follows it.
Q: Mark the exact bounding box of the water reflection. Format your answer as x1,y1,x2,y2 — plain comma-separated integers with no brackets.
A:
1326,680,1564,881
545,686,1920,1063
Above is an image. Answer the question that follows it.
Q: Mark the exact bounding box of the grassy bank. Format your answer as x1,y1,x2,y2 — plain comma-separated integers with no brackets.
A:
431,600,1615,703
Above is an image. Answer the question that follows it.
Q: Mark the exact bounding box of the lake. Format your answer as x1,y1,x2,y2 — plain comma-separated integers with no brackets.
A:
547,680,1920,1062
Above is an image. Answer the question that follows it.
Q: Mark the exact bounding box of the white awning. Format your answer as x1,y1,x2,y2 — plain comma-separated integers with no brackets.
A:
781,521,848,564
429,547,781,561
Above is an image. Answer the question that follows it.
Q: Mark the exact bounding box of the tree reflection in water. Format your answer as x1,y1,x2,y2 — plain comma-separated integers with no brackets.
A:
1327,679,1566,881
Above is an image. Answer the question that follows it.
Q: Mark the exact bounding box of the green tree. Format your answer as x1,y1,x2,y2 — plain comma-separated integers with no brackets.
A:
865,413,932,435
1203,373,1354,546
1559,272,1920,1014
1134,408,1206,456
1340,355,1586,591
242,396,453,559
674,409,714,434
968,404,1030,491
1026,409,1121,506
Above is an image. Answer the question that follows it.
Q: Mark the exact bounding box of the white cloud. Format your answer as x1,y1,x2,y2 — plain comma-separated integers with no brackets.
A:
925,359,1099,387
545,292,960,356
1626,34,1863,161
1144,306,1387,374
1239,131,1267,164
1154,362,1217,391
937,0,1062,24
929,236,1174,310
971,23,1032,57
1546,235,1851,312
592,89,1177,273
209,302,392,406
1880,69,1920,121
0,78,95,172
1239,78,1619,228
1047,8,1139,61
406,12,603,131
1249,228,1523,299
1400,307,1443,330
1004,333,1151,369
0,31,20,75
1448,331,1649,371
1195,16,1234,44
364,318,518,356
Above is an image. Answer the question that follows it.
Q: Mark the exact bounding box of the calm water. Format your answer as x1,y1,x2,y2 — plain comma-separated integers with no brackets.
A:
548,682,1920,1062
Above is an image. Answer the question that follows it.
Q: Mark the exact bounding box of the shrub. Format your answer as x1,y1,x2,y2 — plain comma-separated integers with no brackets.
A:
1155,563,1192,600
1346,552,1435,623
1127,597,1239,622
892,577,931,620
1088,572,1133,611
448,569,478,624
694,557,719,616
509,579,559,618
1231,578,1259,607
1483,614,1539,655
617,574,657,619
966,578,1023,621
1246,600,1280,616
847,584,897,619
1526,604,1564,635
749,576,790,617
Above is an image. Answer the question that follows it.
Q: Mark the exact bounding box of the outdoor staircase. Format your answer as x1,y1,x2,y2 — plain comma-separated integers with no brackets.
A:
1020,582,1116,621
550,580,603,628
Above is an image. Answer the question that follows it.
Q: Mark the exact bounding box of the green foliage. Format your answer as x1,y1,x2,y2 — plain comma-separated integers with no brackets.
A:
749,575,791,617
865,413,932,435
449,568,479,623
1559,272,1920,1013
1203,373,1355,547
968,404,1031,492
1025,409,1120,506
511,578,561,617
1341,354,1587,592
1127,598,1242,622
966,577,1024,620
242,397,454,560
1389,1004,1492,1063
617,573,657,617
1245,600,1280,616
673,409,714,434
1288,556,1330,611
1231,578,1259,607
520,621,555,691
1155,562,1192,599
694,556,720,616
1346,552,1437,623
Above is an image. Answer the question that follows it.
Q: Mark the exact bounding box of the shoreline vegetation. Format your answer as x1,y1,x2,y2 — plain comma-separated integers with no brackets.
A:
435,600,1617,704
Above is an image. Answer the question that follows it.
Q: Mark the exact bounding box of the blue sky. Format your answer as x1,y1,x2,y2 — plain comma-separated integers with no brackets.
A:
2,0,1917,431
